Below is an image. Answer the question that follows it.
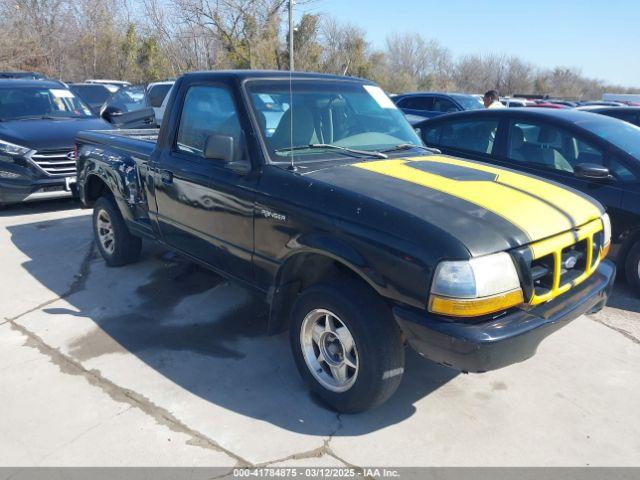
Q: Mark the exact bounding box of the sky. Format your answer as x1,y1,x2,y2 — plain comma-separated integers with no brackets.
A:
299,0,640,87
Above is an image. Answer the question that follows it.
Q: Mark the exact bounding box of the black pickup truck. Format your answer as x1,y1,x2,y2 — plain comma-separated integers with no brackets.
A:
76,71,615,412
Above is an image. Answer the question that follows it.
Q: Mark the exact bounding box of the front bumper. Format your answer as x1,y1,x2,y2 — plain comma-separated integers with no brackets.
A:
394,259,616,373
0,175,75,204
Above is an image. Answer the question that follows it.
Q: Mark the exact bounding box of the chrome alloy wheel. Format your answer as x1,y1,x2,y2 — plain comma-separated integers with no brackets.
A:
96,209,115,255
300,309,359,392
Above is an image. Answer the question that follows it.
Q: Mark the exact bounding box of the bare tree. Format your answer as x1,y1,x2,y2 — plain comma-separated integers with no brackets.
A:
161,0,287,69
384,33,453,92
281,12,322,71
0,0,73,78
319,17,371,77
0,0,636,99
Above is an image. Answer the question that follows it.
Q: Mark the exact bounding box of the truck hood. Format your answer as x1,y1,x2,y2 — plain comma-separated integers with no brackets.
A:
304,155,604,257
0,117,111,151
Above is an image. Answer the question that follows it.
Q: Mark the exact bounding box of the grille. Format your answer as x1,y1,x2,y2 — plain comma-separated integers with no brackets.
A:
527,218,604,305
30,149,77,176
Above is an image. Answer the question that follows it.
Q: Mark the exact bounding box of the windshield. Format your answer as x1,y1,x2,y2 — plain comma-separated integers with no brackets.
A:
246,79,422,162
454,95,484,110
576,115,640,158
0,87,94,120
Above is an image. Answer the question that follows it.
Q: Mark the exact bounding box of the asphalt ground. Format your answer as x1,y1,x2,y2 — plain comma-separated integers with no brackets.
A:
1,199,639,468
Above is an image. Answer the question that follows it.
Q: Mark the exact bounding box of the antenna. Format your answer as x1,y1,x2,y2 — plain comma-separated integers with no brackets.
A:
287,0,297,171
289,0,294,72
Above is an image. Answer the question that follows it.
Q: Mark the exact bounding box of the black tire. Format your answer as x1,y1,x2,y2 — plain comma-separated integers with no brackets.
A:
624,240,640,293
93,195,142,267
290,278,405,413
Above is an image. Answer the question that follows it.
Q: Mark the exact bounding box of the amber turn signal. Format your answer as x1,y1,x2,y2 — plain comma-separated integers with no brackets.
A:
429,288,524,318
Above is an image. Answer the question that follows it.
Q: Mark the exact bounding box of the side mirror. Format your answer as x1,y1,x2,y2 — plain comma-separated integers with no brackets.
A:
204,135,234,163
574,163,613,181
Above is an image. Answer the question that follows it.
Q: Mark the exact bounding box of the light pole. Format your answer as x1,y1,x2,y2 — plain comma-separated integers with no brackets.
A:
288,0,294,71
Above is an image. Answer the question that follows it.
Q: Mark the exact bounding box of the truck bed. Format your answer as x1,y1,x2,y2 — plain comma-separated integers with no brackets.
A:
76,128,158,158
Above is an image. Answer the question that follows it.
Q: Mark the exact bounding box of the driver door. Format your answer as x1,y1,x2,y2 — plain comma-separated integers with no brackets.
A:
153,82,257,282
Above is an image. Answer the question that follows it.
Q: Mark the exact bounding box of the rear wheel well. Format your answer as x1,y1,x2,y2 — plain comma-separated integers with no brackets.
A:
84,175,111,206
268,253,381,334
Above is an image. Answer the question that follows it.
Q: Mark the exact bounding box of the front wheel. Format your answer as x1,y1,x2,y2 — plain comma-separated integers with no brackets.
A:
93,195,141,267
290,279,405,413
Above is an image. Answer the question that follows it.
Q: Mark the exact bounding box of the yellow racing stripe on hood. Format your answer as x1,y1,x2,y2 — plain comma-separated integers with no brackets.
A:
354,155,602,242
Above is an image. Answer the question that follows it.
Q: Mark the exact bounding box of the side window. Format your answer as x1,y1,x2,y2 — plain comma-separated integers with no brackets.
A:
439,119,499,155
507,120,603,173
609,157,637,182
175,85,246,162
400,96,433,110
432,97,458,113
422,125,442,145
575,138,604,164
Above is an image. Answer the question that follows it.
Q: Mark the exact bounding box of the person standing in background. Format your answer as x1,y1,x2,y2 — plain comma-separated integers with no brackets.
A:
483,90,505,109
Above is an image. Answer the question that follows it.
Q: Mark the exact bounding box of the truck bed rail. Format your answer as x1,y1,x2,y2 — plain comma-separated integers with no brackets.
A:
86,128,159,143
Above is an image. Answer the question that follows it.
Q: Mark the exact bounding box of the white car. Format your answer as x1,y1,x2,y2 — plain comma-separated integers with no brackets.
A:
501,98,531,108
153,82,175,125
147,81,174,124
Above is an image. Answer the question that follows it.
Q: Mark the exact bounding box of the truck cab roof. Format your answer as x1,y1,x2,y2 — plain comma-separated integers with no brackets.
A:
179,70,376,84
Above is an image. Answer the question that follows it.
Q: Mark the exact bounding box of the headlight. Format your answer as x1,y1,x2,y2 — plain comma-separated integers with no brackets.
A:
429,252,524,317
0,139,31,159
601,213,611,257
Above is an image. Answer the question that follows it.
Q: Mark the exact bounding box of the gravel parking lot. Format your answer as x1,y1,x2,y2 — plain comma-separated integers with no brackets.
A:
1,200,639,468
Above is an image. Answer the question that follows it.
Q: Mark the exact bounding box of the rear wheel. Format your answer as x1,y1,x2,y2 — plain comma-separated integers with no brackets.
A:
93,195,141,267
624,240,640,293
290,278,405,413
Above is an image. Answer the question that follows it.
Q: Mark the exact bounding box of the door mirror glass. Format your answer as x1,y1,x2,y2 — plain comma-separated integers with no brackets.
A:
204,134,234,163
574,163,612,181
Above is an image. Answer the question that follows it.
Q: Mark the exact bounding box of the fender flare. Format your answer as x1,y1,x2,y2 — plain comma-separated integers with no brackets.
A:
267,233,387,334
80,150,142,208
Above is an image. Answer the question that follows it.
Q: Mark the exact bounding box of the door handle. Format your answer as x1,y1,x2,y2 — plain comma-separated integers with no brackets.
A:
160,170,173,185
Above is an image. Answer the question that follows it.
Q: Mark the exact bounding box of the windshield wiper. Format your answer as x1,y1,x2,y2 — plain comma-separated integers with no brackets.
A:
275,143,388,159
381,143,441,154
